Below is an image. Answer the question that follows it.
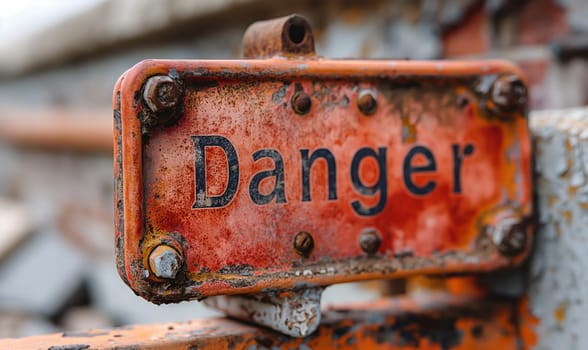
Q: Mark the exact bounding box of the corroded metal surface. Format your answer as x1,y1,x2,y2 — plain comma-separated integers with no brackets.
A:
0,294,538,349
114,59,532,302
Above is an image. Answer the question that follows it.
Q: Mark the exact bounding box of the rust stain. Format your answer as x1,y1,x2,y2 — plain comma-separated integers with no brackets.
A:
518,297,540,349
561,210,573,222
554,301,568,322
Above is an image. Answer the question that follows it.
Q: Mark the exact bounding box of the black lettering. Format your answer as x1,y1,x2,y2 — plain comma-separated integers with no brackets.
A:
249,149,287,205
452,143,475,193
350,147,387,216
192,135,239,208
300,148,337,202
403,145,437,196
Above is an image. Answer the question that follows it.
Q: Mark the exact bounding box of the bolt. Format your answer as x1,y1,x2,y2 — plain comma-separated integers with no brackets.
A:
293,231,314,257
497,227,526,257
357,90,377,115
148,245,183,279
291,91,312,115
491,75,527,113
143,75,181,113
489,218,526,257
359,229,381,255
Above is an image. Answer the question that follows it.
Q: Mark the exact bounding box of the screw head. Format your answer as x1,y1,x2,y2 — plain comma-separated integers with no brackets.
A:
293,231,314,257
148,245,183,279
291,91,312,115
491,75,527,113
488,218,527,257
359,229,381,255
357,90,377,115
143,75,181,113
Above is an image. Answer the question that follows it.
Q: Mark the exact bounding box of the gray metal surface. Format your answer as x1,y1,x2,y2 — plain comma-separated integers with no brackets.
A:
529,108,588,349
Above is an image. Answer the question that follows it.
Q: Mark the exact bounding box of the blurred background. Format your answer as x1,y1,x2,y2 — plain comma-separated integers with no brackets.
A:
0,0,586,338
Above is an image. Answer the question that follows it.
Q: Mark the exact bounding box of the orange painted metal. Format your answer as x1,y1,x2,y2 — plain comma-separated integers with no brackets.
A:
0,294,537,349
114,58,532,303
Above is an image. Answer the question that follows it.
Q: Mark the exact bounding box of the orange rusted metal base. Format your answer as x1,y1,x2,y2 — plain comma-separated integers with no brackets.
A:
0,293,538,350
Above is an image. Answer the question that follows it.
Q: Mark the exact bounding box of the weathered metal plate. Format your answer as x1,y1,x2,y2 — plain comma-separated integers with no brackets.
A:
114,59,532,302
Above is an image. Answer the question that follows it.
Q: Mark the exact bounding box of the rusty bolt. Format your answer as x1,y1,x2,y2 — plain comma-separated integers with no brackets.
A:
143,75,181,113
357,90,377,115
359,229,381,255
148,245,183,279
497,227,526,257
489,218,526,257
291,91,312,115
491,75,527,113
294,231,314,257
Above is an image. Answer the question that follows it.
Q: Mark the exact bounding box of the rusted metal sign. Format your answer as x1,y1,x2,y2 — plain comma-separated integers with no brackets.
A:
114,17,532,304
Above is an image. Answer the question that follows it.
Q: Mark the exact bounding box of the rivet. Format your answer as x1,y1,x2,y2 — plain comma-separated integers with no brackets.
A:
148,244,183,279
291,91,312,115
294,231,314,257
359,229,381,255
357,90,377,115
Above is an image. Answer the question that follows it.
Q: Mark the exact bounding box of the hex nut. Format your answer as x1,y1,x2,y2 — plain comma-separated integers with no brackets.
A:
488,217,526,257
143,75,181,113
491,75,527,113
148,245,183,279
497,226,526,257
